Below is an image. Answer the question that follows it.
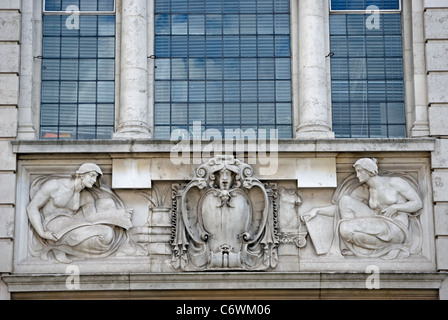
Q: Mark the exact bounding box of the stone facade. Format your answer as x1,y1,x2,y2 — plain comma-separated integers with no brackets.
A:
1,0,448,300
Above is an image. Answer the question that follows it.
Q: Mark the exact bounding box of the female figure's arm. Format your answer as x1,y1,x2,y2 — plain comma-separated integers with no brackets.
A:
381,178,423,217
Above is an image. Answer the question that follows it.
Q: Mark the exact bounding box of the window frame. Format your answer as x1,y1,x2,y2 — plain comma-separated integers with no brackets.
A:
329,0,401,13
40,0,118,140
152,0,294,140
328,0,408,138
43,0,116,14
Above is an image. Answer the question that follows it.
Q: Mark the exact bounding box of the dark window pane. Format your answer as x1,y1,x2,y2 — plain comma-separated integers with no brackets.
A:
41,104,59,125
60,104,78,125
42,60,61,80
189,15,205,34
61,59,79,80
98,0,115,11
96,127,113,139
223,15,239,34
189,82,205,102
154,103,171,125
189,58,205,79
98,15,115,36
331,0,400,10
45,0,62,11
78,104,96,125
172,14,188,34
224,59,240,79
43,16,61,36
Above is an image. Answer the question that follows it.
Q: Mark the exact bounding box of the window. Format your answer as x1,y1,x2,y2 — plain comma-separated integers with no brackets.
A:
330,0,406,138
41,0,116,139
154,0,292,139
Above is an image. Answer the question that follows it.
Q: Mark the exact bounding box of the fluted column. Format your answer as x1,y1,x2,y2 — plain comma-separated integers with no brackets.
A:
296,0,334,139
114,0,151,139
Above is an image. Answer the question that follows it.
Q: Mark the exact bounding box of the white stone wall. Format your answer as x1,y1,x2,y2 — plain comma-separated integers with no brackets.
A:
425,2,448,278
0,0,20,300
1,0,448,300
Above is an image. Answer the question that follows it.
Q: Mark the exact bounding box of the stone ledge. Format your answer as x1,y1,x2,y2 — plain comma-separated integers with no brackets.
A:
2,272,446,293
11,138,436,154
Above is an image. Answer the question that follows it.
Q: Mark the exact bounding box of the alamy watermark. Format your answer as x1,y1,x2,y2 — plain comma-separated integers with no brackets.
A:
65,5,80,30
366,5,380,30
365,265,381,290
170,121,279,176
65,264,80,290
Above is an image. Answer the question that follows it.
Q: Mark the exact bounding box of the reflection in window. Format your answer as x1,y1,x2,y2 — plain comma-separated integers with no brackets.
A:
154,0,292,139
41,0,115,139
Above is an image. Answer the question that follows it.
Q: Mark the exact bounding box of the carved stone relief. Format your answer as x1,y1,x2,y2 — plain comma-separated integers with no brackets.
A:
27,163,146,263
170,155,279,271
301,158,424,260
277,187,307,248
137,184,173,255
23,157,429,271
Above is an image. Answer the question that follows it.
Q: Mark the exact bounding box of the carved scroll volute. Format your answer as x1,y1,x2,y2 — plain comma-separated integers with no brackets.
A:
171,155,279,271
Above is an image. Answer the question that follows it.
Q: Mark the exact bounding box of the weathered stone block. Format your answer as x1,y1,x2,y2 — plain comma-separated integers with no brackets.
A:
428,74,448,103
436,237,448,270
0,240,13,273
0,107,17,137
112,158,152,189
0,43,19,73
0,277,10,300
432,171,448,202
0,207,14,238
429,105,448,136
425,10,448,40
297,158,337,188
435,203,448,236
0,0,20,9
0,141,16,171
0,173,16,204
0,11,21,41
424,0,448,8
0,75,19,105
426,41,448,71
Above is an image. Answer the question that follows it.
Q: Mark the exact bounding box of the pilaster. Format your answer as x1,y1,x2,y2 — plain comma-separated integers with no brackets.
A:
17,0,37,140
424,1,448,277
0,0,20,300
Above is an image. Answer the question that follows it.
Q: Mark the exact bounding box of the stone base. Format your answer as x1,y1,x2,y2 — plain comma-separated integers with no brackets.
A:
295,130,335,140
113,123,151,140
2,272,446,300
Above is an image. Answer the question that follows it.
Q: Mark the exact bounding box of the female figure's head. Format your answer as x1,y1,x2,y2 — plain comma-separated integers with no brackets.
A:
353,158,378,183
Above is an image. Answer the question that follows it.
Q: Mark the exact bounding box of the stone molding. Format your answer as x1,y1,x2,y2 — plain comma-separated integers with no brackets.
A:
3,272,446,293
10,138,436,154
